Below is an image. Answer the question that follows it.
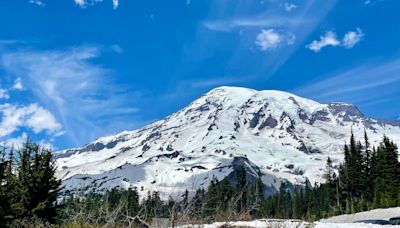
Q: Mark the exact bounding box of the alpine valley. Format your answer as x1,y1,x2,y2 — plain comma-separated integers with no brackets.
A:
55,86,400,198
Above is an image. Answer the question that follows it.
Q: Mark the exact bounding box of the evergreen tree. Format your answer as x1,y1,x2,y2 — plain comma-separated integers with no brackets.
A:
203,177,220,217
14,140,62,222
189,188,205,219
181,189,189,212
372,136,400,207
2,145,18,223
276,184,292,218
0,143,8,223
218,178,234,211
324,157,333,184
235,165,247,213
362,130,373,205
0,139,62,224
340,132,365,203
292,187,305,219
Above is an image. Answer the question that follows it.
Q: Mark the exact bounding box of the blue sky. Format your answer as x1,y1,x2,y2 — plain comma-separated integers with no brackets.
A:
0,0,399,149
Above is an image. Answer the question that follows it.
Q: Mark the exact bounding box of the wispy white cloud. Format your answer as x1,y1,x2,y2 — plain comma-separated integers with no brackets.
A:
12,77,24,91
284,2,298,12
112,0,118,9
0,103,62,137
3,132,55,150
295,58,400,104
110,44,123,54
306,31,340,52
342,28,364,49
74,0,86,7
0,89,9,99
204,16,310,32
0,77,24,99
74,0,119,9
29,0,45,7
255,29,295,51
5,132,29,149
1,46,140,145
203,13,315,32
195,0,338,80
307,28,364,52
27,0,119,9
364,0,386,5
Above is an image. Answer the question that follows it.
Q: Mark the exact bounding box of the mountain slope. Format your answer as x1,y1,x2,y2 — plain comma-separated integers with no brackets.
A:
56,86,400,198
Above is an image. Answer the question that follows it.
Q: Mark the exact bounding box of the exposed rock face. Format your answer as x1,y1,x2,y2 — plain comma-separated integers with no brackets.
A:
328,103,363,117
310,110,331,124
328,103,364,122
225,157,293,196
259,114,278,130
56,86,400,199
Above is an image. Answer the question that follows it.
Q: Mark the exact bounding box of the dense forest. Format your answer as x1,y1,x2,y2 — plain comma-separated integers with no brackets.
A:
0,133,399,226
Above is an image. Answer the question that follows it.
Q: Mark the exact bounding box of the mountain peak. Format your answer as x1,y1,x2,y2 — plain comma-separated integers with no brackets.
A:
207,86,310,100
199,86,324,113
328,102,363,117
56,86,400,198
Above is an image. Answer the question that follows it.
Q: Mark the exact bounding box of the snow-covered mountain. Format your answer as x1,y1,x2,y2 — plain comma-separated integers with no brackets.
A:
56,86,400,198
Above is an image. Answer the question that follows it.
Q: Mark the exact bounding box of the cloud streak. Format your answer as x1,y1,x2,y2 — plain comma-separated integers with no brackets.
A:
295,58,400,105
204,16,310,32
1,46,140,146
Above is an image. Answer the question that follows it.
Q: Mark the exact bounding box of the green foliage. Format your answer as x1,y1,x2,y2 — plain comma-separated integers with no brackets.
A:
371,136,400,208
0,139,61,226
259,133,400,221
188,188,205,219
203,177,222,217
201,166,265,220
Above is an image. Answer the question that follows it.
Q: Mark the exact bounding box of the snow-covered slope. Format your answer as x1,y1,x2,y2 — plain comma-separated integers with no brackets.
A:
320,207,400,223
56,86,400,198
177,219,400,228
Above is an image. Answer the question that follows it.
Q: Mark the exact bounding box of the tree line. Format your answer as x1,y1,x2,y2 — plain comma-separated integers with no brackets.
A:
260,132,400,220
58,165,265,226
